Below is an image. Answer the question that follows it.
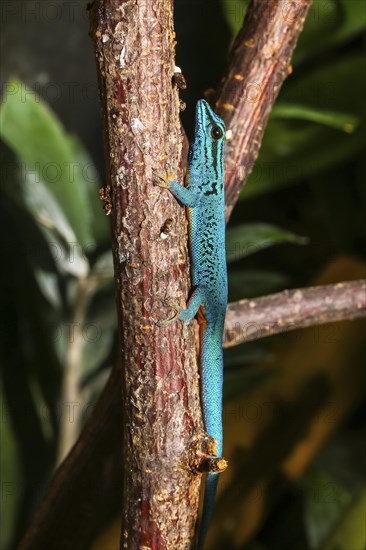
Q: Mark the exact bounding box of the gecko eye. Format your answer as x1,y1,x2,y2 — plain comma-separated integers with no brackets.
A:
211,126,223,140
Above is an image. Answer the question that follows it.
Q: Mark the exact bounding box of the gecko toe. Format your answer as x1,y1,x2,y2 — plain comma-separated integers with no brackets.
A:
156,312,179,327
156,300,180,327
152,168,169,188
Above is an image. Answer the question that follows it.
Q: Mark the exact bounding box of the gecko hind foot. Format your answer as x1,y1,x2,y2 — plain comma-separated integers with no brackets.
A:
156,313,179,327
156,299,191,330
156,299,181,327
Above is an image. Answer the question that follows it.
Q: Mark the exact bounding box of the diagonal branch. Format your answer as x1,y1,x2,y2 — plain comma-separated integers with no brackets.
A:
224,280,366,347
219,0,312,218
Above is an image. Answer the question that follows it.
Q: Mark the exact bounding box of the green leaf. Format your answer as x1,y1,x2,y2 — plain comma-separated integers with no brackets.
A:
303,466,352,548
226,223,307,263
0,379,22,550
244,54,366,197
0,79,98,248
281,54,366,115
79,258,117,379
91,251,114,281
80,327,114,378
33,268,62,310
271,104,359,133
294,0,366,65
321,488,366,550
223,0,366,61
20,168,89,279
222,0,248,36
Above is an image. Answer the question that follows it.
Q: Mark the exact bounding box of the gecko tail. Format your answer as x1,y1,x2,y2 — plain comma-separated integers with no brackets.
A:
197,473,219,550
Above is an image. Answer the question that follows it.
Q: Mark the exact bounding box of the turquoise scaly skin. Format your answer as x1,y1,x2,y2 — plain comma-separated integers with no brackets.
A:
155,99,227,548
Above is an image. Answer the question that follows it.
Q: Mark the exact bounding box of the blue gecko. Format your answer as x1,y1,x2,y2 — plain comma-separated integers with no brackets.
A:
154,99,227,549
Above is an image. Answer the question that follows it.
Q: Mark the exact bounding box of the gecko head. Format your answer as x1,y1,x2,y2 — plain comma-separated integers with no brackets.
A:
195,99,226,146
189,100,226,190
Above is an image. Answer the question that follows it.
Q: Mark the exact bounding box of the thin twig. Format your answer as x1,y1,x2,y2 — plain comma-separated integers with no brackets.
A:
57,276,98,465
224,280,366,347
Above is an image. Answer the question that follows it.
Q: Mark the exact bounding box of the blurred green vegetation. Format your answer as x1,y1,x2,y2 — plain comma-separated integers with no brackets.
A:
0,1,365,549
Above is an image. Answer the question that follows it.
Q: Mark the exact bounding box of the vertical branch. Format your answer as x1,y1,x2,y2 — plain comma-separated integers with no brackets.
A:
90,1,203,548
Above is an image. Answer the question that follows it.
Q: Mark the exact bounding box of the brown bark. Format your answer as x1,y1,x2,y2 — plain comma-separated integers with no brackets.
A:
217,0,312,218
88,1,206,549
224,280,366,346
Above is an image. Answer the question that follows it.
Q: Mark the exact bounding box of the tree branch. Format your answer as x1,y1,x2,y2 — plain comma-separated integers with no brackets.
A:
89,1,204,549
224,280,366,347
218,0,312,218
